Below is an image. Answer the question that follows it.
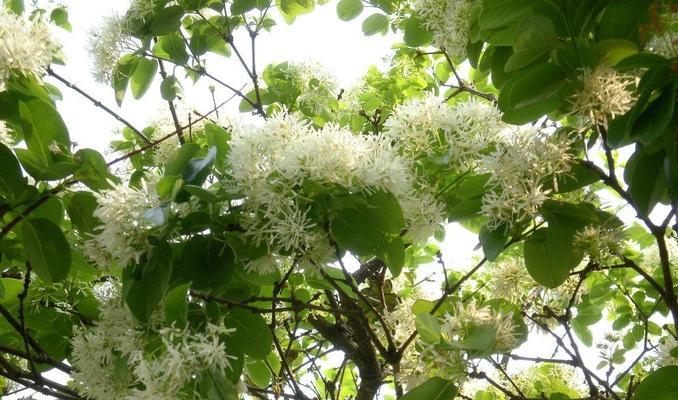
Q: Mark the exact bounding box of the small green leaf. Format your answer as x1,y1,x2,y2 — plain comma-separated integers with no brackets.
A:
336,0,363,21
415,313,441,343
50,7,71,31
160,76,182,101
21,219,71,283
165,283,190,328
479,224,507,261
362,13,388,36
225,309,272,359
402,377,458,400
66,192,100,235
147,6,184,35
130,58,158,99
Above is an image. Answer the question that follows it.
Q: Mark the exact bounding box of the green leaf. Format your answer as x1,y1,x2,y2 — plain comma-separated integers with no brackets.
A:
362,13,388,36
0,143,26,198
231,0,257,14
3,0,24,14
225,309,272,359
625,149,666,216
455,324,497,357
66,192,100,235
165,143,200,176
336,0,363,21
632,81,676,146
112,55,137,106
598,0,653,41
402,377,457,400
478,0,532,30
153,34,189,65
19,99,70,163
160,76,182,101
246,360,271,388
164,283,190,328
524,228,574,288
74,148,118,191
178,236,234,289
504,15,557,72
404,15,432,47
123,242,173,323
415,313,441,343
21,219,71,283
498,63,566,124
50,7,71,31
479,224,507,261
382,235,405,276
633,366,678,400
130,58,158,100
147,6,184,35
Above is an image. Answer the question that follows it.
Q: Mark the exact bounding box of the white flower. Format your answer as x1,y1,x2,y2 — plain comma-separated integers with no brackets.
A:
228,113,415,261
385,94,503,170
284,61,338,115
85,181,159,267
480,127,572,229
574,224,626,264
442,301,519,352
71,286,236,399
414,0,476,59
0,120,14,146
87,15,138,84
656,336,678,367
152,135,181,166
486,257,535,304
568,65,636,128
0,6,59,90
399,188,447,244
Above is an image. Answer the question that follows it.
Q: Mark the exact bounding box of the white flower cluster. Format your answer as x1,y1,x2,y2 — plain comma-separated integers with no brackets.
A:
486,257,534,304
574,224,626,264
71,287,235,399
414,0,476,59
88,15,138,84
228,113,441,272
511,364,584,398
385,94,503,170
0,120,14,146
84,181,159,268
442,301,519,352
480,127,572,230
0,6,59,91
568,65,636,128
656,336,678,367
284,62,338,115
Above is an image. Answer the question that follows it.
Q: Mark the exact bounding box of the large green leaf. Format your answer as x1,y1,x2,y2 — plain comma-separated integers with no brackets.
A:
498,62,566,124
0,143,25,198
21,218,71,283
402,377,458,400
225,309,272,359
633,366,678,400
597,0,653,41
504,14,557,72
66,192,100,235
178,235,234,289
123,242,173,323
362,13,388,36
478,0,532,30
130,58,158,100
479,224,507,261
336,0,362,21
415,313,441,344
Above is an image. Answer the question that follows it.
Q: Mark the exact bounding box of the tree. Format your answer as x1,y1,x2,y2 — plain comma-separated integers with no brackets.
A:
0,0,676,398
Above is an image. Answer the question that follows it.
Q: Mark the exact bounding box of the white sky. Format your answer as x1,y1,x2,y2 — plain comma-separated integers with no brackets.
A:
9,1,670,398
